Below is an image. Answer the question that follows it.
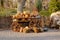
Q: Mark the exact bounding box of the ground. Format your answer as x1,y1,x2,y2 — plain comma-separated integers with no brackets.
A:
0,29,60,40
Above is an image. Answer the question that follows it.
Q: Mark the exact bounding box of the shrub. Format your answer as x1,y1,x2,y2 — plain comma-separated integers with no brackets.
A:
35,0,42,11
39,10,51,16
0,7,16,17
49,0,60,13
56,1,60,10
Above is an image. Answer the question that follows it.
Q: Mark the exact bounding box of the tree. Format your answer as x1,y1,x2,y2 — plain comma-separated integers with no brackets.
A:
35,0,42,11
3,0,9,8
56,1,60,11
49,0,60,13
0,0,13,8
17,0,26,13
0,0,4,7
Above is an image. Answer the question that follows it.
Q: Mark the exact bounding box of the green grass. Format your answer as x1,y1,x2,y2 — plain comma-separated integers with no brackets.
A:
39,10,51,16
0,7,51,17
0,7,17,17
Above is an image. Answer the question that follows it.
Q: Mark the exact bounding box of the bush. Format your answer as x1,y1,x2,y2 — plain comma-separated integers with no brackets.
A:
49,0,60,13
0,7,17,17
39,10,51,16
56,1,60,10
35,0,42,11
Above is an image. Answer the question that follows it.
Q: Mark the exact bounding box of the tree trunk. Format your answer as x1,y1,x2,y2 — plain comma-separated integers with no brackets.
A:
17,0,26,13
0,0,4,7
12,0,17,8
0,0,1,7
4,0,9,8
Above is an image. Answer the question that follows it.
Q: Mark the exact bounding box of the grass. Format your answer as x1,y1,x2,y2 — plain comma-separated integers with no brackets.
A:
0,7,17,17
0,7,51,17
39,10,51,16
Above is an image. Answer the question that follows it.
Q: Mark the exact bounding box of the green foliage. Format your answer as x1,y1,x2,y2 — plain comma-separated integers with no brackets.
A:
0,7,16,17
56,1,60,10
35,0,42,11
49,0,60,13
39,10,51,16
49,0,57,13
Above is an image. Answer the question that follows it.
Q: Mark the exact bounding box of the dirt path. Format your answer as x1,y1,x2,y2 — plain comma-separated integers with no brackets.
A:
0,29,60,40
